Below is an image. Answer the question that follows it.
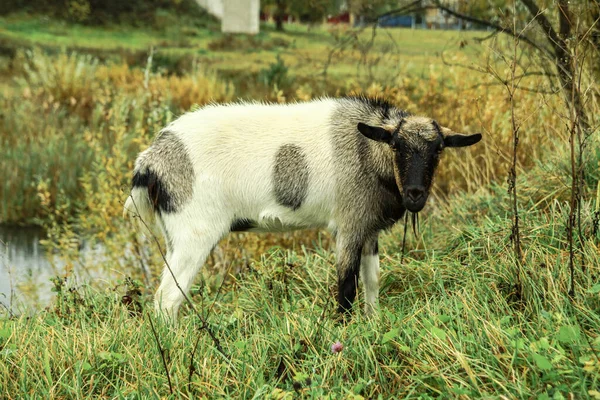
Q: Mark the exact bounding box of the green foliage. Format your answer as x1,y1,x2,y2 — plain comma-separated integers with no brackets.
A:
67,0,91,23
286,0,339,23
0,0,217,29
1,190,599,397
457,0,512,23
349,0,403,19
558,325,581,344
0,48,233,224
259,54,291,89
381,327,399,344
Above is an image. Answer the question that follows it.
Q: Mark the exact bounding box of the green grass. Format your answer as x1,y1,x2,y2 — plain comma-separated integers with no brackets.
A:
1,180,599,398
0,14,208,50
0,13,482,80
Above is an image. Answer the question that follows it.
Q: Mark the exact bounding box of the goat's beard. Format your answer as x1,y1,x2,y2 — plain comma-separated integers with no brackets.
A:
409,212,419,237
400,211,420,262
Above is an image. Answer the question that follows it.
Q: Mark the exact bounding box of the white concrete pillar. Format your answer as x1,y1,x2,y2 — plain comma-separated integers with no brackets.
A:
222,0,260,34
196,0,224,19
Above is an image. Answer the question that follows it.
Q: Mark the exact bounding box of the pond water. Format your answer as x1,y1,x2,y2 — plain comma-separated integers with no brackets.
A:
0,225,56,311
0,225,143,315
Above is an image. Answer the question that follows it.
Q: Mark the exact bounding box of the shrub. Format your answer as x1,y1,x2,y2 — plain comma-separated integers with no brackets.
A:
258,54,291,90
207,34,291,52
0,0,218,29
0,49,233,224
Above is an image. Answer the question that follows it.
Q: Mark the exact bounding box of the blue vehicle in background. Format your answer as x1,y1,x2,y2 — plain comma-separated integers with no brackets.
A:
378,14,415,28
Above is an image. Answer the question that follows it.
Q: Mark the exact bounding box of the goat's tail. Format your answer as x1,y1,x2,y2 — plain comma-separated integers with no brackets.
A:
123,189,154,223
123,175,156,228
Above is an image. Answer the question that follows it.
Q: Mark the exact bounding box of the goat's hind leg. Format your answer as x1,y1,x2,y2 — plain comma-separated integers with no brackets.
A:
154,214,228,320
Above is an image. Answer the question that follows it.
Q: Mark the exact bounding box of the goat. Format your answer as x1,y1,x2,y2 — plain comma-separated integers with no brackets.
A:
123,96,481,319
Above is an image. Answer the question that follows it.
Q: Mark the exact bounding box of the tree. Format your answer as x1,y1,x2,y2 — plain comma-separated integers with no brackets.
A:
383,0,599,297
351,0,411,21
275,0,286,31
381,0,599,131
288,0,340,24
262,0,343,30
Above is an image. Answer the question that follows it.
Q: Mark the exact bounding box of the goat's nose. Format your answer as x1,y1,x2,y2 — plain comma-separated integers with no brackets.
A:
406,187,425,202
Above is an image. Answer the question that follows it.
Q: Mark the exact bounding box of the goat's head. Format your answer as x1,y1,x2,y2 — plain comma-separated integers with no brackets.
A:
358,116,481,213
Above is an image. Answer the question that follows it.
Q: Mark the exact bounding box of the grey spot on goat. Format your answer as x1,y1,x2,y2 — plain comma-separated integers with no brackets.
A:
272,144,309,210
132,131,195,213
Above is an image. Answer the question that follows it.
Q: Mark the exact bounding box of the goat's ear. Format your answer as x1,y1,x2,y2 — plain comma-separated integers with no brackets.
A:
439,126,481,148
357,123,392,144
443,133,482,148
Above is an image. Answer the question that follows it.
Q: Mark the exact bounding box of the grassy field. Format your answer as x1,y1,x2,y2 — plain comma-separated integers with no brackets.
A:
0,15,549,224
1,184,599,398
0,13,482,85
1,12,599,399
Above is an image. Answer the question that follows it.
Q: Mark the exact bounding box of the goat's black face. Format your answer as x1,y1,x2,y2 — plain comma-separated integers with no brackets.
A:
357,117,482,213
394,131,442,212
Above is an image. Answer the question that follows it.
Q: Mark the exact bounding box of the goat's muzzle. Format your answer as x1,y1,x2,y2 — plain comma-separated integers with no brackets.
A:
404,185,427,212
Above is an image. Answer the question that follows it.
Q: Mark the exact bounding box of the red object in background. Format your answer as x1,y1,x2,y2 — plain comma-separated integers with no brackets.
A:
327,12,350,24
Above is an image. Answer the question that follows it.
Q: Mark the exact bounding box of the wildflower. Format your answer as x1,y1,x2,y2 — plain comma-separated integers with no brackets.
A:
331,341,343,353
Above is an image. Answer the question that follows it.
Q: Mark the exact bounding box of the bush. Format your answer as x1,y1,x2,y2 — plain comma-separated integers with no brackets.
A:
0,49,233,224
0,0,218,28
258,54,291,90
207,34,291,52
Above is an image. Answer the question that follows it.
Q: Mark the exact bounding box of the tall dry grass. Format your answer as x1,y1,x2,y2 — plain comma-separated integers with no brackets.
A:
1,48,580,224
0,49,234,224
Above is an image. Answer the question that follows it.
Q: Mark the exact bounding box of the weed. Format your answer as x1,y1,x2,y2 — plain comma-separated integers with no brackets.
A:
1,190,599,397
258,54,290,90
207,33,290,52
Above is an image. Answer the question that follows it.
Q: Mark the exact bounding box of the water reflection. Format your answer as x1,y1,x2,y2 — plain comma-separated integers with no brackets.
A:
0,225,55,310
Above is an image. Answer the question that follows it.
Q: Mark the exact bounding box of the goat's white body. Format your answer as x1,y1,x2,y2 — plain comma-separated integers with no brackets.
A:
124,97,419,319
166,99,339,233
125,97,481,320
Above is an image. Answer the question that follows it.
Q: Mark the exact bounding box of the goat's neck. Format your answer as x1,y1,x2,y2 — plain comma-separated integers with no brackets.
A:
369,141,399,191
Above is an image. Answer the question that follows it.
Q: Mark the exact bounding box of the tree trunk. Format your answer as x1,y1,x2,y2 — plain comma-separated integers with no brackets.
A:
275,0,285,31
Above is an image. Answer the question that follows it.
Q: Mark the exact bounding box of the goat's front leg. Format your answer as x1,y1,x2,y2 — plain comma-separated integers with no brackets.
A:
336,233,364,315
360,233,380,316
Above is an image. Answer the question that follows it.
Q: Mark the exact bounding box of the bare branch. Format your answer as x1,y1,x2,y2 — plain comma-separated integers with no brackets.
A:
374,1,555,60
147,312,173,394
374,0,424,22
431,0,554,57
473,31,500,43
465,80,560,95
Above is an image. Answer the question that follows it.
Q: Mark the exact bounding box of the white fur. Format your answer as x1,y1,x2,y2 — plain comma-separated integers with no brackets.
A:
125,98,480,320
170,99,338,232
360,254,380,315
